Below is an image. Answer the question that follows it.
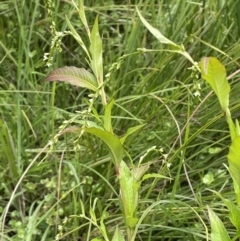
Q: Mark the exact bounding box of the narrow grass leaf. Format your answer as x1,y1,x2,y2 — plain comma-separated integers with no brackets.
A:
141,173,172,181
0,119,19,182
25,201,44,241
207,206,231,241
45,66,98,91
200,57,230,112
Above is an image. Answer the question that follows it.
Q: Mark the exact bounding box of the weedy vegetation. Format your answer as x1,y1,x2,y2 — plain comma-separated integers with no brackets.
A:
1,0,240,241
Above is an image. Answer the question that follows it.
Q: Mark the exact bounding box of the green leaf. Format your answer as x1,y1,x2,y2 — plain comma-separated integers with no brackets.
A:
58,126,123,166
224,199,240,235
136,8,197,67
89,207,97,223
100,217,108,241
207,206,231,241
85,127,123,166
103,99,114,133
65,15,90,60
79,199,85,217
117,161,139,228
125,216,138,229
136,7,182,50
200,57,230,112
45,66,98,91
209,190,240,234
90,15,103,84
112,226,125,241
0,119,18,182
208,147,222,154
236,119,240,136
202,172,214,185
228,136,240,204
73,119,104,130
120,124,146,144
141,173,172,182
78,0,90,37
131,164,149,181
227,115,237,140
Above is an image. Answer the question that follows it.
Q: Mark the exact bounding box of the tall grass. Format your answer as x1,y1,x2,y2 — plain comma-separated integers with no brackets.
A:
0,0,240,240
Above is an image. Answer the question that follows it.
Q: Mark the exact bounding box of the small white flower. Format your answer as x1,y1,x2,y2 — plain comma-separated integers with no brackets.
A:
43,53,49,61
48,140,53,146
57,31,63,37
63,217,68,224
193,91,201,97
46,62,52,67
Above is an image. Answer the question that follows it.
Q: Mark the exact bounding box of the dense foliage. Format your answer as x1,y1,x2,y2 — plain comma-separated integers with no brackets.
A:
1,0,240,240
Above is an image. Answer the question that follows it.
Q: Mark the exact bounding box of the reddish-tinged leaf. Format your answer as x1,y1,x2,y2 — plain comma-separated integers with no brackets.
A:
45,66,98,91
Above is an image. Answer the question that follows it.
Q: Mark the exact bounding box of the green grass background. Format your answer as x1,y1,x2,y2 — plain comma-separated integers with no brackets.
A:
1,0,240,240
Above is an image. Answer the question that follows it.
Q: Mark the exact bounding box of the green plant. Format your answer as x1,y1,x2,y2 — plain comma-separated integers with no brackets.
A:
42,1,171,241
136,6,240,241
200,57,240,241
44,2,240,240
2,0,240,240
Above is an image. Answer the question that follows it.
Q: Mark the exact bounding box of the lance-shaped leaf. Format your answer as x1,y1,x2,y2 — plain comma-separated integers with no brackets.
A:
210,189,240,234
58,125,123,166
200,57,230,112
103,99,114,133
117,160,139,228
136,8,198,67
228,136,240,204
207,206,231,241
89,15,106,105
85,127,123,166
78,0,90,37
112,226,125,241
90,15,103,84
224,199,240,234
120,124,146,144
136,7,183,50
45,66,98,91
